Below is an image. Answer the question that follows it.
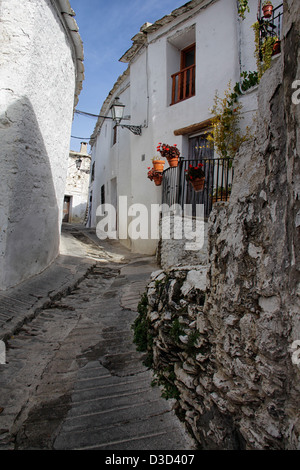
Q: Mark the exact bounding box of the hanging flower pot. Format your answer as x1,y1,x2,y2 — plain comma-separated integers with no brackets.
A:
152,159,165,173
166,156,179,168
185,163,205,192
191,177,205,192
153,173,163,186
262,2,273,19
156,143,180,168
147,167,163,186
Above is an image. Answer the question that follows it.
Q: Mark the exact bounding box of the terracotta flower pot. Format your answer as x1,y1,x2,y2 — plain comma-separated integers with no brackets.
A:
212,195,230,204
262,4,273,18
272,40,281,55
191,177,205,192
153,160,165,173
153,173,163,186
167,156,179,168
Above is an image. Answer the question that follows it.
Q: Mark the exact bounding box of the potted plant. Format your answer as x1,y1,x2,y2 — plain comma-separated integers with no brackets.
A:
262,1,273,19
273,38,281,55
156,143,180,168
152,156,165,173
252,22,279,79
147,167,163,186
212,185,232,203
185,163,205,192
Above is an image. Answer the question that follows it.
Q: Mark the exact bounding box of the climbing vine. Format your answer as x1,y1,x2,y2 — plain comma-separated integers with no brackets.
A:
132,292,153,368
207,81,253,160
252,21,278,80
238,0,250,19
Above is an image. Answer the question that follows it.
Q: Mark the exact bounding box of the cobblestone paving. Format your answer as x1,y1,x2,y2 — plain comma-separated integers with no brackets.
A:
0,240,195,450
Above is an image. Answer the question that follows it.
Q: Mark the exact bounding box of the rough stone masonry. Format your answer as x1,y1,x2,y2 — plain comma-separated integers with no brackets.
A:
142,1,300,450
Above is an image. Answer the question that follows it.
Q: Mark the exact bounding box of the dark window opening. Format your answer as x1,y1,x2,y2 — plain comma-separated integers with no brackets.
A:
112,125,118,146
101,184,105,205
91,162,95,182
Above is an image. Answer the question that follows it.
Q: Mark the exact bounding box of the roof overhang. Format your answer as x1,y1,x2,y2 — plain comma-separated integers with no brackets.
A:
174,118,213,136
119,0,217,64
54,0,84,108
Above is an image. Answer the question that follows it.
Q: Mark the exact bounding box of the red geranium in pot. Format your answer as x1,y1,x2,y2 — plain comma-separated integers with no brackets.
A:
157,143,180,168
185,163,205,192
147,167,163,186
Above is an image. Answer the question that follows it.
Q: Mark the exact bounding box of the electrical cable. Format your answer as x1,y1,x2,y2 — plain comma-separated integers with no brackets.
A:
74,109,113,119
71,135,91,140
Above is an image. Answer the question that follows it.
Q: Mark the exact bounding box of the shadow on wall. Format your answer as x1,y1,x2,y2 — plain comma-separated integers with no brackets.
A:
0,96,59,290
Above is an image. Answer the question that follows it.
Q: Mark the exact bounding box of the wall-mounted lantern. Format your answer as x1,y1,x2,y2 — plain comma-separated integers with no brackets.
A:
110,97,143,136
75,158,82,170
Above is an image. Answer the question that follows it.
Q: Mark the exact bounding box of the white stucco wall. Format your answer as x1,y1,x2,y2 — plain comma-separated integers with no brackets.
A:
90,0,260,256
65,152,91,223
89,72,133,250
0,0,81,289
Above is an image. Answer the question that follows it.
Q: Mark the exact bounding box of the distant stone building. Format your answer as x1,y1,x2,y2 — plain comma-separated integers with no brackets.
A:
63,143,91,224
0,0,84,290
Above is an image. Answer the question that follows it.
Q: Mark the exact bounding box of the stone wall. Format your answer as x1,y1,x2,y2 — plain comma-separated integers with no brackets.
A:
141,1,300,450
146,266,248,449
157,216,208,270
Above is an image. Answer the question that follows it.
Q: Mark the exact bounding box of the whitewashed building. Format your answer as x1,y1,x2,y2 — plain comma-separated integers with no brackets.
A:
0,0,84,290
63,142,91,224
88,0,282,256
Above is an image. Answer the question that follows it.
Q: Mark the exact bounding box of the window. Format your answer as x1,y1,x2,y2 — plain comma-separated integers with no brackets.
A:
91,162,95,182
171,43,196,105
181,44,195,70
188,132,213,160
112,124,118,146
101,184,105,205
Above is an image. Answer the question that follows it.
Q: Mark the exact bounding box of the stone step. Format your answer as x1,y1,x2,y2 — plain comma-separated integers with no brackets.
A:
54,398,175,441
54,414,181,450
71,377,150,402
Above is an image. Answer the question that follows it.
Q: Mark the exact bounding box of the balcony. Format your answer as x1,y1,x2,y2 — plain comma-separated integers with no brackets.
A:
162,158,234,220
171,64,196,105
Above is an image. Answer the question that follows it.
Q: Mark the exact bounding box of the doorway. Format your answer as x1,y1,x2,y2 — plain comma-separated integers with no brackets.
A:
63,196,71,223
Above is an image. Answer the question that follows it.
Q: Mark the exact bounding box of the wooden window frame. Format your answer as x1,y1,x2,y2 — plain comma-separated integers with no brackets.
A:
171,43,196,106
180,43,196,71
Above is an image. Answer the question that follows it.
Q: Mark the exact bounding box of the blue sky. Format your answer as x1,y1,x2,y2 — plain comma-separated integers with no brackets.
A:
69,0,186,152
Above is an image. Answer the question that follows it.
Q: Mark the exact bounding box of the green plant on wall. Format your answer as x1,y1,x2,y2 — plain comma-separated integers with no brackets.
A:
252,21,278,80
233,71,259,97
132,292,153,368
238,0,250,19
170,318,185,343
207,81,252,160
151,368,180,400
186,329,201,357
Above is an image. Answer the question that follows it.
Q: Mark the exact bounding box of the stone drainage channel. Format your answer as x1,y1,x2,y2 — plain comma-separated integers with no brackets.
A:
0,257,195,450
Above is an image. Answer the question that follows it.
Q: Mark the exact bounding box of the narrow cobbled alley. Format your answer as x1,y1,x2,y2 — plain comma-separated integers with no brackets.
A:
0,225,195,450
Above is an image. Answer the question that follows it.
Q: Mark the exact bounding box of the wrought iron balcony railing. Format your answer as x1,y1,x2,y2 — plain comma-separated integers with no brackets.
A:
258,2,283,58
162,158,234,220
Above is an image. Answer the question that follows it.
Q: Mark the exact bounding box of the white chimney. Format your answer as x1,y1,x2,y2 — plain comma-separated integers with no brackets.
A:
80,142,88,154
